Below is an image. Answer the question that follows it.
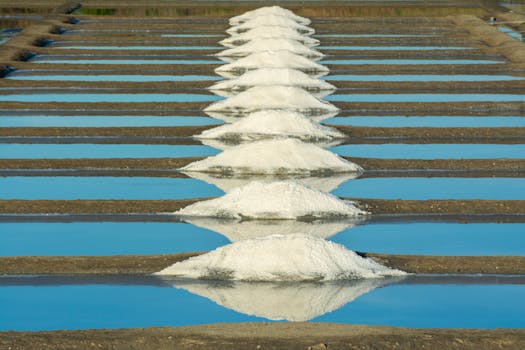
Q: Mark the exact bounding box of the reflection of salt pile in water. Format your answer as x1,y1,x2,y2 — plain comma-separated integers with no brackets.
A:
215,51,329,79
229,6,311,26
197,110,343,141
216,38,324,62
204,86,339,119
175,181,367,220
227,15,315,36
209,69,335,98
156,234,405,281
169,278,401,321
182,139,362,175
220,26,320,48
180,217,361,242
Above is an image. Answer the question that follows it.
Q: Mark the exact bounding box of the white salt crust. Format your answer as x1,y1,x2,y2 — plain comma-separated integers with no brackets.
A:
220,26,320,48
229,6,311,26
227,15,315,36
156,234,406,281
209,68,335,98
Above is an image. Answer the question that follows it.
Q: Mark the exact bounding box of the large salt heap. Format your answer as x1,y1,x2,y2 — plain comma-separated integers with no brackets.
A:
228,6,311,26
227,15,315,36
220,26,320,48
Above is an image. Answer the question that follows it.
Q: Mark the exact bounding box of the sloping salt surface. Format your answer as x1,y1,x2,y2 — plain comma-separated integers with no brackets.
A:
229,6,311,26
156,234,406,281
227,15,315,36
220,26,320,48
182,172,358,193
216,38,324,62
174,180,367,219
181,217,361,242
170,278,400,321
209,69,335,97
181,139,362,175
199,137,343,151
197,110,343,141
204,86,339,118
215,51,329,79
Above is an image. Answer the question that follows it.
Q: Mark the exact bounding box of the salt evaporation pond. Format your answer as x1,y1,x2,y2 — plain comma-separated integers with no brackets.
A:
327,94,525,102
0,93,221,103
1,276,524,330
324,75,525,82
0,177,223,200
326,116,525,127
6,74,222,82
30,58,223,64
0,116,222,127
332,177,525,200
0,144,219,159
54,45,222,50
318,46,470,50
331,144,525,159
321,59,503,65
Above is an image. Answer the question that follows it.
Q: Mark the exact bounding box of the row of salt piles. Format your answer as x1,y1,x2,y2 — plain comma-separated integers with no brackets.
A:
157,6,405,282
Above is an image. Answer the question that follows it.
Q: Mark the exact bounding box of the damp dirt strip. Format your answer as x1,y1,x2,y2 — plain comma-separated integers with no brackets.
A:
3,322,524,350
1,251,524,275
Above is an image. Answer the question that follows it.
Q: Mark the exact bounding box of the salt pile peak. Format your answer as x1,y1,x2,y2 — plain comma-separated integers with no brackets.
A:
197,110,344,141
215,50,329,79
220,26,320,48
229,6,311,26
181,139,362,175
216,38,324,62
156,234,405,281
209,68,336,98
174,181,367,220
227,15,315,36
204,86,339,118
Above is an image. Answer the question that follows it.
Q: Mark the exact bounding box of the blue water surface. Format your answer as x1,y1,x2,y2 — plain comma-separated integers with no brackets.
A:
325,116,525,127
326,93,525,102
0,116,221,127
7,74,222,82
324,75,525,82
0,93,221,103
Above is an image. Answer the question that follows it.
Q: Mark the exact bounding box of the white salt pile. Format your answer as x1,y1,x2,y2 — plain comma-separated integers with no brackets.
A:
204,86,339,118
229,6,311,26
197,110,343,140
216,38,324,62
227,15,315,36
156,234,406,281
209,68,335,98
170,278,399,321
220,26,320,48
181,139,362,175
215,50,329,79
174,181,367,219
180,217,360,242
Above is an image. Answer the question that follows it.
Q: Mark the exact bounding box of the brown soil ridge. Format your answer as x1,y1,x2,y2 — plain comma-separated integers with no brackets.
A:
3,322,524,350
1,252,524,275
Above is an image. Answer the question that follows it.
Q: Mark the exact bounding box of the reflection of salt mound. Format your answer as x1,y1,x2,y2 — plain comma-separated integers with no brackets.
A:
197,110,343,141
209,69,335,98
204,86,339,119
215,51,329,79
227,15,315,36
229,6,311,26
216,38,324,62
174,181,367,220
183,172,359,193
170,278,399,321
181,217,360,242
220,26,319,48
181,139,362,175
156,234,405,281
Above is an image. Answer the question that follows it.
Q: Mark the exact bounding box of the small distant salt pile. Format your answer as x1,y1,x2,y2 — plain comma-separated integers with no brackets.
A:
175,181,366,220
181,139,361,175
156,234,405,281
204,86,339,118
229,6,311,26
215,50,329,79
227,15,315,36
216,38,324,62
220,26,320,48
209,69,335,97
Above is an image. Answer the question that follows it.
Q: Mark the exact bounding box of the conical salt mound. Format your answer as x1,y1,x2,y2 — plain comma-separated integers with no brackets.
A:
227,15,315,36
216,38,324,62
220,26,320,48
215,50,328,79
174,180,367,219
197,110,344,141
229,6,311,26
209,68,335,97
204,86,339,118
156,233,405,281
181,139,362,175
